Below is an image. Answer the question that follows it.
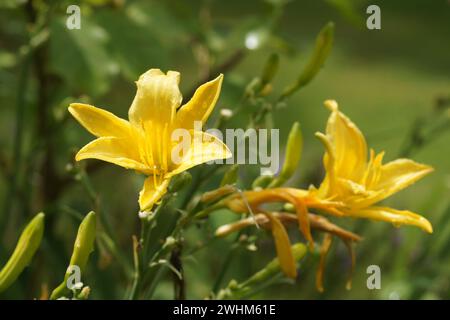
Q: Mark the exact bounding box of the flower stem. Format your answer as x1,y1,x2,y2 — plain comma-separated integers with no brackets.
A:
216,243,307,299
170,244,185,300
127,235,141,300
0,49,32,239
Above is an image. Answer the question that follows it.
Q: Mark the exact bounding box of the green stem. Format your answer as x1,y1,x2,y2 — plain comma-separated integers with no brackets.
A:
130,193,175,298
127,235,141,300
212,243,239,294
181,164,222,208
77,167,133,277
212,226,248,295
140,177,230,298
170,244,185,300
217,243,307,300
143,265,167,299
0,52,32,240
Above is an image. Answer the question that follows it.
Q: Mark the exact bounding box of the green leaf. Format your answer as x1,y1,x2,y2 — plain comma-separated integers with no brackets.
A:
252,175,274,190
50,211,97,300
325,0,365,28
260,53,280,86
280,22,334,100
0,0,24,9
217,243,307,299
95,7,170,81
268,122,302,188
49,18,117,97
0,213,45,293
220,164,240,187
169,171,192,192
0,51,16,68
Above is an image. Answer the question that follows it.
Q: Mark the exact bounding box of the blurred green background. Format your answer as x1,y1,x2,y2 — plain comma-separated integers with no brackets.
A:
0,0,449,299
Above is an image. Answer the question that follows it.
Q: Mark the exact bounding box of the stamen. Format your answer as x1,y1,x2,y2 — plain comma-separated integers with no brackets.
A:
147,121,155,167
162,123,168,172
235,187,259,229
153,172,157,189
140,119,156,171
156,125,164,171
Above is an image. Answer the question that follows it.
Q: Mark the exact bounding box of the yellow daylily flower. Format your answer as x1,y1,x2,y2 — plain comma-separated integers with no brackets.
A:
213,99,432,284
221,100,433,245
69,68,231,211
313,100,433,233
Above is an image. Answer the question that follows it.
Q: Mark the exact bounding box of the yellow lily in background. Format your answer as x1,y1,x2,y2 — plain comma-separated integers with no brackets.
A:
218,99,433,282
313,100,433,232
222,100,433,248
69,69,231,211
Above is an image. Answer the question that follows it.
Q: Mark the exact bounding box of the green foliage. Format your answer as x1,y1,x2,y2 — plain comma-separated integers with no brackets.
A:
0,0,449,300
0,213,45,293
269,122,302,188
50,18,116,97
220,165,240,187
50,211,96,300
217,243,307,299
280,22,334,100
94,7,169,81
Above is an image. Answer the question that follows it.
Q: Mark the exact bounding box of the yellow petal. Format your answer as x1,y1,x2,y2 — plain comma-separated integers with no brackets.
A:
69,103,132,138
351,159,433,208
315,132,335,197
293,198,313,250
76,137,149,172
175,74,223,130
167,131,231,177
336,178,370,197
324,100,368,183
363,149,384,189
139,176,171,211
128,69,182,127
345,206,433,233
316,233,333,292
373,159,433,201
265,213,297,279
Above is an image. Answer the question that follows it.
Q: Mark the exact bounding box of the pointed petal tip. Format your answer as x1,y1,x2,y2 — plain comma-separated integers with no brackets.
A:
314,131,325,138
407,216,433,234
138,189,154,212
74,150,83,162
224,145,233,159
209,73,224,86
324,99,338,111
138,177,171,212
424,165,434,174
68,103,87,120
422,218,433,234
68,103,83,114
